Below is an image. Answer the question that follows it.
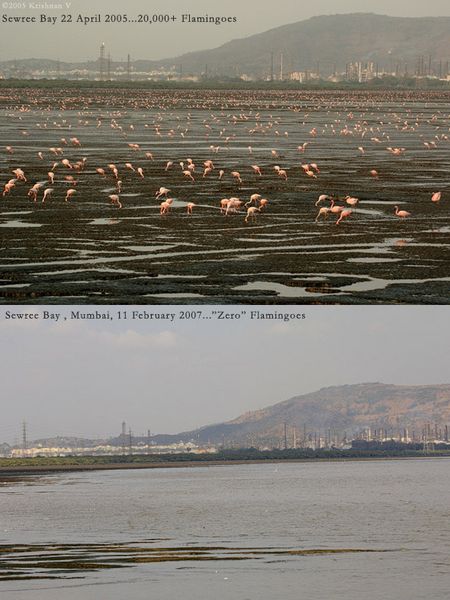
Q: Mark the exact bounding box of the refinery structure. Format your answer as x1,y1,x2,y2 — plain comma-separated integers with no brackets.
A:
2,420,450,458
1,43,449,84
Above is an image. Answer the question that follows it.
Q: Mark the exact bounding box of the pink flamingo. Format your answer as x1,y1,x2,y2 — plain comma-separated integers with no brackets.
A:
315,194,333,206
431,192,442,203
226,198,243,215
12,168,27,182
274,166,287,180
160,200,172,215
186,202,195,215
245,193,261,207
42,188,54,203
156,187,170,199
65,189,76,202
2,182,15,197
28,183,43,202
315,207,330,222
336,209,352,225
245,206,261,223
183,170,195,182
109,194,122,209
330,200,345,214
394,206,411,218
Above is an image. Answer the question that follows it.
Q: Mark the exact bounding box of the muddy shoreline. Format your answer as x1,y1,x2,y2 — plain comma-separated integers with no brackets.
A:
1,455,448,478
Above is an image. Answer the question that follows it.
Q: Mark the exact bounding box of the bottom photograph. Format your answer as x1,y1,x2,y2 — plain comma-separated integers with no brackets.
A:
0,306,449,600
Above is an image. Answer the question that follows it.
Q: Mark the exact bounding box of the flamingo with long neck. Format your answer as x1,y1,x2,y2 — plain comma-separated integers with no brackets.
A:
394,206,411,218
336,209,352,225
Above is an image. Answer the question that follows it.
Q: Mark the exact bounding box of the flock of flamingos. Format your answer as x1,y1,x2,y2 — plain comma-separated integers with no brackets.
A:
1,91,447,229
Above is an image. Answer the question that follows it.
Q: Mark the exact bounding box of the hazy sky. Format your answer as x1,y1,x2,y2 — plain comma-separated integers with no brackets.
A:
0,0,449,62
0,306,448,443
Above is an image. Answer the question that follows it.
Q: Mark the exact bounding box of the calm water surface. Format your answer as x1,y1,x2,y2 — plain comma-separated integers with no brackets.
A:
1,459,449,599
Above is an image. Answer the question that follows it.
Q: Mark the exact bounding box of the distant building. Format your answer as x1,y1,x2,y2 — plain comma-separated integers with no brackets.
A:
346,62,376,83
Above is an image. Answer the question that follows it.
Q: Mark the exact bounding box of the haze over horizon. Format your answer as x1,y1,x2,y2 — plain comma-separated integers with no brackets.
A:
0,307,448,444
0,0,449,62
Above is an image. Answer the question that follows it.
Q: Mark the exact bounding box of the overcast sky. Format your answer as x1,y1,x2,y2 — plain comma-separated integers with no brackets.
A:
0,306,448,443
0,0,449,62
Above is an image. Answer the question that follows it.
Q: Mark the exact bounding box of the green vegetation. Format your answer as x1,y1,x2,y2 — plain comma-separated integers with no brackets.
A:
1,447,450,471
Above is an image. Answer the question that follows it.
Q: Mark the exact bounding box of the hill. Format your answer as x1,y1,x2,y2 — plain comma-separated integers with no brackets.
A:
155,13,450,76
170,383,450,445
1,14,449,78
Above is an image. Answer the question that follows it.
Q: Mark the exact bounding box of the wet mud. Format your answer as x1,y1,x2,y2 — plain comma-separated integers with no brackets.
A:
1,88,449,304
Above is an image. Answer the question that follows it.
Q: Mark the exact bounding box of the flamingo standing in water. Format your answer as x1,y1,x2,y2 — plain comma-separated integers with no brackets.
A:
220,198,230,214
245,206,260,223
231,171,242,184
431,192,442,203
345,196,359,207
315,194,333,206
42,188,53,203
330,200,345,214
156,187,170,199
274,166,288,180
315,207,330,222
336,209,352,225
160,199,173,215
28,183,43,202
183,170,195,182
12,168,27,182
225,198,243,216
65,189,76,202
245,194,262,207
3,181,15,197
394,206,411,218
109,194,122,209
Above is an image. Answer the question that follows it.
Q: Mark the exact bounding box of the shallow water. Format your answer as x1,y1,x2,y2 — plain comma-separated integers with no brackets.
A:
1,459,449,599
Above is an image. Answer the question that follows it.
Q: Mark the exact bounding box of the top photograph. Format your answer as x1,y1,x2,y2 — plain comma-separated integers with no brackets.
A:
0,0,449,305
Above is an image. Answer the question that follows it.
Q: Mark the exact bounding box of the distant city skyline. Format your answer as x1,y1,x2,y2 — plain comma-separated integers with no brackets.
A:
0,1,449,62
0,306,449,443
